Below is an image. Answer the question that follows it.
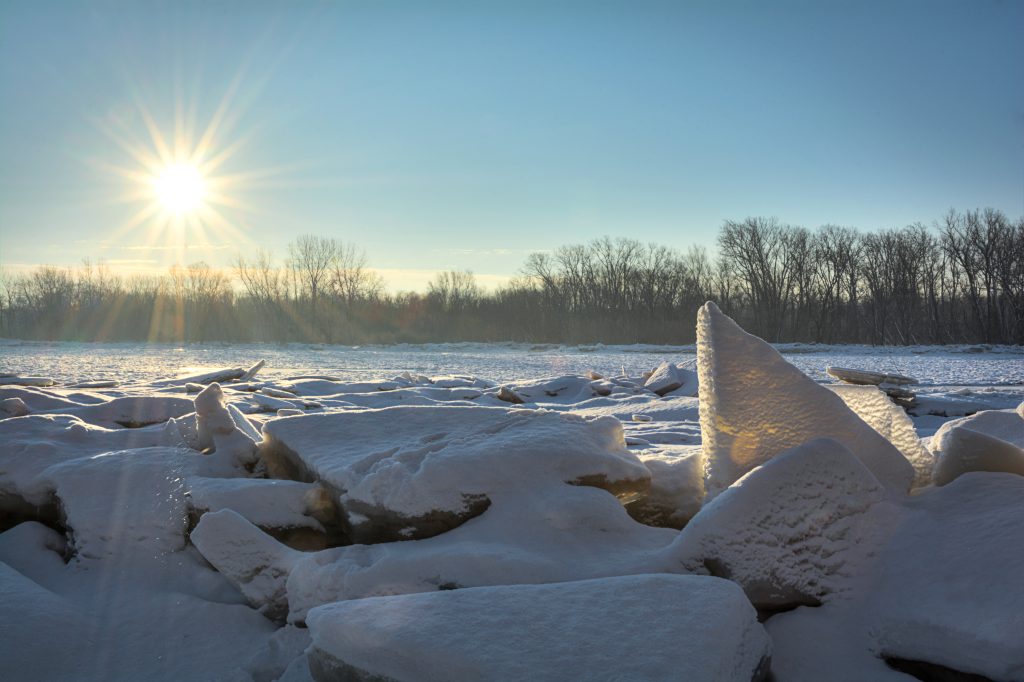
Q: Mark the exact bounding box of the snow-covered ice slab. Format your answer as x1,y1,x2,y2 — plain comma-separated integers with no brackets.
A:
696,302,914,498
930,404,1024,485
41,395,194,428
624,444,704,528
826,366,917,386
664,438,884,610
192,477,678,622
43,447,191,559
191,509,302,621
0,385,106,411
0,415,178,511
767,473,1024,681
644,360,699,396
260,406,650,542
282,483,675,621
305,574,771,682
186,478,329,535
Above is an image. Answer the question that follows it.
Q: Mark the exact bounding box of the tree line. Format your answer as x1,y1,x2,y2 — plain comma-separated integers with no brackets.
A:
1,208,1022,345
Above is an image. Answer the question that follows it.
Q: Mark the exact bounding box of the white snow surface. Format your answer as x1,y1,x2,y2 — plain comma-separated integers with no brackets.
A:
767,473,1024,681
1,325,1022,682
305,574,770,682
261,406,650,520
663,438,885,609
929,405,1024,485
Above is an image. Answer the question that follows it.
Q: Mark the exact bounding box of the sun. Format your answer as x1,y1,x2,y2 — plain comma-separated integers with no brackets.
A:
95,86,281,260
152,163,207,214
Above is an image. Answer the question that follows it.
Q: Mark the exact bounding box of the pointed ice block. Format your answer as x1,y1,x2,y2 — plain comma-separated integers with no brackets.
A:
696,302,914,498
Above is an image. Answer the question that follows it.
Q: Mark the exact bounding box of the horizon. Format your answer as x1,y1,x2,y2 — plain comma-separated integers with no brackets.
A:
3,0,1024,292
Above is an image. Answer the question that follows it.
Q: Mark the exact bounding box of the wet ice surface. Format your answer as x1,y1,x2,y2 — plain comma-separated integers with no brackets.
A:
3,340,1023,387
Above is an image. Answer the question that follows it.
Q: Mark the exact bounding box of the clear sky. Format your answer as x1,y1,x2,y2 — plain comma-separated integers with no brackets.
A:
1,0,1022,291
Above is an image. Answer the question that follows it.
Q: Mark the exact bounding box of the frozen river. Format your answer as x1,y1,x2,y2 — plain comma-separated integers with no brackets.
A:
2,339,1022,387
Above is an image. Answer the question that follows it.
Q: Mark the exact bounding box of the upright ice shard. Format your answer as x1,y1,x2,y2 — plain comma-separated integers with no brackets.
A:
696,302,914,498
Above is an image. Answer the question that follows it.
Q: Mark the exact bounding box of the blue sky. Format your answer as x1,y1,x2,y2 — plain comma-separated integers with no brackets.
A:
1,0,1022,291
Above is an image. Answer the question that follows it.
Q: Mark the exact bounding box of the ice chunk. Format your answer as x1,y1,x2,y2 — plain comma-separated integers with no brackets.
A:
0,376,56,387
829,384,934,487
644,361,698,397
826,366,917,386
768,473,1024,681
0,396,29,417
929,406,1024,485
191,509,301,620
44,395,195,428
284,483,675,621
260,406,650,542
932,406,1024,449
625,445,704,529
186,477,327,533
195,383,258,465
154,366,246,386
492,375,605,405
931,427,1024,485
305,575,770,682
664,438,884,610
43,447,191,559
66,379,119,389
0,414,172,509
240,359,267,382
697,301,914,498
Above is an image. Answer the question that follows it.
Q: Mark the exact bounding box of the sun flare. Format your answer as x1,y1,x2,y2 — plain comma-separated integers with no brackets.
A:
152,163,206,214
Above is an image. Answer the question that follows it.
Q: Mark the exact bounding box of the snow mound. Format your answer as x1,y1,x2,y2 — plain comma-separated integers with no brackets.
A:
0,560,88,680
305,574,770,682
666,438,884,609
260,406,650,542
697,301,914,498
0,385,99,411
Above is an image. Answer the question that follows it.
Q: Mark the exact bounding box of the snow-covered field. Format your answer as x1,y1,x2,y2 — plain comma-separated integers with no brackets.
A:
1,316,1023,681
